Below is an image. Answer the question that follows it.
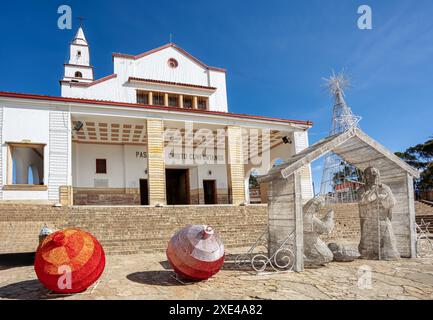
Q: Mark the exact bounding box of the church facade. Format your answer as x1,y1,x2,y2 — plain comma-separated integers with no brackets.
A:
0,27,314,206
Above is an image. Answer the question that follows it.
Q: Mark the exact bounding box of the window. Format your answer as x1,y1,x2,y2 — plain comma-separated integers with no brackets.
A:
137,91,149,104
137,91,208,109
198,97,208,110
75,71,83,78
77,51,82,57
168,94,179,107
183,95,193,109
153,92,164,106
6,143,45,187
96,159,107,174
167,58,178,68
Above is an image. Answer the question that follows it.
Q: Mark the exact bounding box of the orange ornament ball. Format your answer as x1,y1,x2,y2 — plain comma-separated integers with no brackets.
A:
34,228,105,293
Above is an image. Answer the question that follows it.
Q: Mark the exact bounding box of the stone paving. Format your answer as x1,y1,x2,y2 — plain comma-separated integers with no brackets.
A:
1,248,433,300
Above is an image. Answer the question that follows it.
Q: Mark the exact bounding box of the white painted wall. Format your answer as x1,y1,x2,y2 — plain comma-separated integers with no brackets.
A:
69,44,90,66
2,107,50,143
61,77,118,101
116,47,209,86
73,143,126,188
124,145,148,188
62,46,228,112
48,110,70,201
293,130,314,202
1,106,50,201
196,164,228,190
73,142,228,191
2,190,49,201
208,70,228,113
64,66,93,81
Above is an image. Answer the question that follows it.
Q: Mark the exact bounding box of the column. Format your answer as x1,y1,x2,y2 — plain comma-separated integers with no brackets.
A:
164,93,169,107
148,92,153,105
193,96,198,109
146,119,166,206
59,186,73,206
226,126,246,205
179,94,184,108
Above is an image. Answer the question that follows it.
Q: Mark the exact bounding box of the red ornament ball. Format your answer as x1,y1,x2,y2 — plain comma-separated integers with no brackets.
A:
34,228,105,293
166,225,225,281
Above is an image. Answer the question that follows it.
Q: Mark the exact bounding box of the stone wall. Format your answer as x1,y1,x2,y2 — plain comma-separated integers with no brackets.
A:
317,201,433,245
415,201,433,216
319,203,361,244
74,188,229,206
3,201,421,256
189,188,229,205
0,204,267,255
73,188,140,206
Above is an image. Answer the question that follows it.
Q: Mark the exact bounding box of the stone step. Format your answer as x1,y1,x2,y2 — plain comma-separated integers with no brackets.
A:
416,201,433,216
0,204,268,255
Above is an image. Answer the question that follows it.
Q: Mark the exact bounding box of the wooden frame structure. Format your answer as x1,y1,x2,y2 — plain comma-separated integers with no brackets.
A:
258,127,420,272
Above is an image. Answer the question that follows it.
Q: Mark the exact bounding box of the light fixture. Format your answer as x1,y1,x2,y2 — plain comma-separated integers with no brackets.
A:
74,121,84,132
282,136,292,144
208,170,212,176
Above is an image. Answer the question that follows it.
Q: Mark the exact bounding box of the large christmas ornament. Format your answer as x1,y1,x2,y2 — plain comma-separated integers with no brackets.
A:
34,228,105,293
166,225,225,280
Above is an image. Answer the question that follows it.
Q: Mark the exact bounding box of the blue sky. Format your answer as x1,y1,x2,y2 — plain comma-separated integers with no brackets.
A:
1,0,432,190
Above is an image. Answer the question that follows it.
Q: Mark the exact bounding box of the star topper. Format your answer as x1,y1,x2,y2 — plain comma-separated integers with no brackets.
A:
323,70,351,97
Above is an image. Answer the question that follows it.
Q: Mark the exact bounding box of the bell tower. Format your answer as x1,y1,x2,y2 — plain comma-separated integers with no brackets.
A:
62,27,94,84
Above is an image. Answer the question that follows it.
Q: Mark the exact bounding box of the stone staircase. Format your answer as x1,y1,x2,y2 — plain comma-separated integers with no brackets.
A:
416,201,433,216
0,204,267,255
319,203,361,243
415,201,433,233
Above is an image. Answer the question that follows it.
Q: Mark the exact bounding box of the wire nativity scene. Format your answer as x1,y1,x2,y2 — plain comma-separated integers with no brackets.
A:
235,73,420,273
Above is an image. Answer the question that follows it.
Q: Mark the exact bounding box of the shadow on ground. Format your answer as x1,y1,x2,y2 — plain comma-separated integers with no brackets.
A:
0,280,59,300
127,270,197,286
0,253,35,271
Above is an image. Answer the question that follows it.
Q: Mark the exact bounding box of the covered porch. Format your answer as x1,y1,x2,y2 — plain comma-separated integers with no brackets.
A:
66,111,307,207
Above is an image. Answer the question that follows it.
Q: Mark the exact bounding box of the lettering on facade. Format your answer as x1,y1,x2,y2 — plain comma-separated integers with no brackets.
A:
135,150,223,162
167,152,223,161
136,151,148,159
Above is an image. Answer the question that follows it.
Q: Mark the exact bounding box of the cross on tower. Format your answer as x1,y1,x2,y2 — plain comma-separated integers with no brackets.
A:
77,16,86,27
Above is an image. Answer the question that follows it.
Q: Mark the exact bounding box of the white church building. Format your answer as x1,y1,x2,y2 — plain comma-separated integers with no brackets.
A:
0,27,314,206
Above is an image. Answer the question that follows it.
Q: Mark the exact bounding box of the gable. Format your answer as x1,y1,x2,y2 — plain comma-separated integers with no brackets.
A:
115,45,211,87
258,128,420,183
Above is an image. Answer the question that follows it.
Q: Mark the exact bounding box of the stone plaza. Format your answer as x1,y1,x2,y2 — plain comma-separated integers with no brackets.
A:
1,249,433,300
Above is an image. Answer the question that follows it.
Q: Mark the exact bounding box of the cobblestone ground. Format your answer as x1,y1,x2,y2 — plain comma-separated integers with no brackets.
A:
1,248,433,300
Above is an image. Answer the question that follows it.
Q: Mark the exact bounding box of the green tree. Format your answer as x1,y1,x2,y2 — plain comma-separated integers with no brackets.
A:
249,174,259,188
395,136,433,193
332,164,363,186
